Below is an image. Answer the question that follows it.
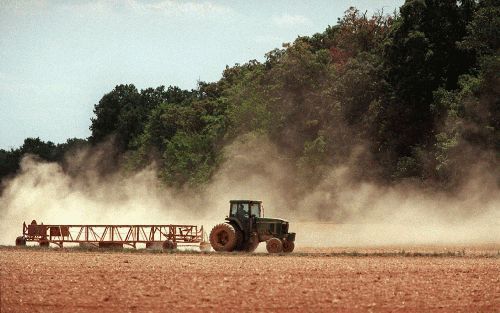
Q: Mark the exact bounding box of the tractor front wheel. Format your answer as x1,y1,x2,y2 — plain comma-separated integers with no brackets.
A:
282,240,295,253
209,223,238,252
266,238,283,253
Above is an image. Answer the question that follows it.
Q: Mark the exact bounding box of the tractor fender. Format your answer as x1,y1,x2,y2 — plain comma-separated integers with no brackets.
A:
224,217,243,232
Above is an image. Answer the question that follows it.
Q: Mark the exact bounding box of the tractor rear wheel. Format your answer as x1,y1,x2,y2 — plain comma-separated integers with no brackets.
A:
209,223,238,252
282,240,295,253
266,238,283,253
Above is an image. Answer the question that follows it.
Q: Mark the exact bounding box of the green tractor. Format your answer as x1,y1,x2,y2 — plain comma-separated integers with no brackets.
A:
209,200,296,253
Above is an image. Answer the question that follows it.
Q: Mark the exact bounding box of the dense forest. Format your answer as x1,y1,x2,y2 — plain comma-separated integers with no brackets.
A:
1,0,498,193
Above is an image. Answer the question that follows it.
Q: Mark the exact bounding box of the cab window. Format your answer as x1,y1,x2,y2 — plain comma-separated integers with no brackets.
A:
230,203,238,216
238,203,250,218
250,203,261,217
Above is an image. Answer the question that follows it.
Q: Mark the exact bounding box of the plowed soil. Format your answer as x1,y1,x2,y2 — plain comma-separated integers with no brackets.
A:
1,247,499,312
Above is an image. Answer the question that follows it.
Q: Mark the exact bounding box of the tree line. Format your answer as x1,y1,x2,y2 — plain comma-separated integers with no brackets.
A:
1,0,498,191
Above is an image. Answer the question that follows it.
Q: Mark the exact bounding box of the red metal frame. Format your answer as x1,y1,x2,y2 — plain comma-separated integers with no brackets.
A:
22,221,207,248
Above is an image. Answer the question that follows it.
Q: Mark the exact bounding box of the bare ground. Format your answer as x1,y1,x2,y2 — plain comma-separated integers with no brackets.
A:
1,247,499,313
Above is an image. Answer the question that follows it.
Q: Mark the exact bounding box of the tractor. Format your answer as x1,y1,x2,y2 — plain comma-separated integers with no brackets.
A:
209,200,295,253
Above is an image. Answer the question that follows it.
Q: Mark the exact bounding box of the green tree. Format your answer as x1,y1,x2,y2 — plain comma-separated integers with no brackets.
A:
379,0,477,178
19,138,58,160
90,84,141,148
430,0,500,186
0,148,21,180
90,85,181,150
128,81,228,186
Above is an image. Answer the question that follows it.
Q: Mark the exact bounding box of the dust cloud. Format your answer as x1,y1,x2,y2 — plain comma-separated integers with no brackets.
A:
0,134,498,247
208,134,500,247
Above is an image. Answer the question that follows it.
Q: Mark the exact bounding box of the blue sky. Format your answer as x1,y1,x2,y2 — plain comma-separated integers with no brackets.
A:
0,0,403,149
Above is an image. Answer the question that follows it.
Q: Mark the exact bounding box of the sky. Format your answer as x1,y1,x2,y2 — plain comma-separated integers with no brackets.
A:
0,0,404,150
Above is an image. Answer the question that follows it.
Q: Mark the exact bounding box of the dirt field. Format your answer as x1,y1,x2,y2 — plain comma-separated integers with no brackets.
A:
1,247,499,312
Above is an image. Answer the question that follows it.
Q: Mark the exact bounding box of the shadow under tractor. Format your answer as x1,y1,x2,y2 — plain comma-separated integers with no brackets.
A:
209,200,296,253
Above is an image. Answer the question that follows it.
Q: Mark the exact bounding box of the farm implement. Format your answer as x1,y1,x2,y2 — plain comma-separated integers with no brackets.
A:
15,220,210,251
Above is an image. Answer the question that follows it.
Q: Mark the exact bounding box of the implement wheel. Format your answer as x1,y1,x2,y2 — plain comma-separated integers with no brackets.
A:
266,238,283,253
209,223,238,252
162,240,177,250
39,240,50,248
15,236,26,246
282,240,295,253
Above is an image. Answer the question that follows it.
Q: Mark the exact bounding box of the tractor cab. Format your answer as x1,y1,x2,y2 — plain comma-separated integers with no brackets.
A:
226,200,262,236
228,200,263,219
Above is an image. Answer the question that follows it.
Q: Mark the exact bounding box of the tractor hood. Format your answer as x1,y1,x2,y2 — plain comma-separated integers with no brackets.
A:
256,217,289,224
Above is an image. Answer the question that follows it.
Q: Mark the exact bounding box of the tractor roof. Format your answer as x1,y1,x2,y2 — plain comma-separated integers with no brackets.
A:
229,200,262,203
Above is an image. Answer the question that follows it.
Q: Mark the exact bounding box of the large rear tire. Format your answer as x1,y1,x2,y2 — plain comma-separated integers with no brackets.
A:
282,240,295,253
209,223,238,252
266,238,283,253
